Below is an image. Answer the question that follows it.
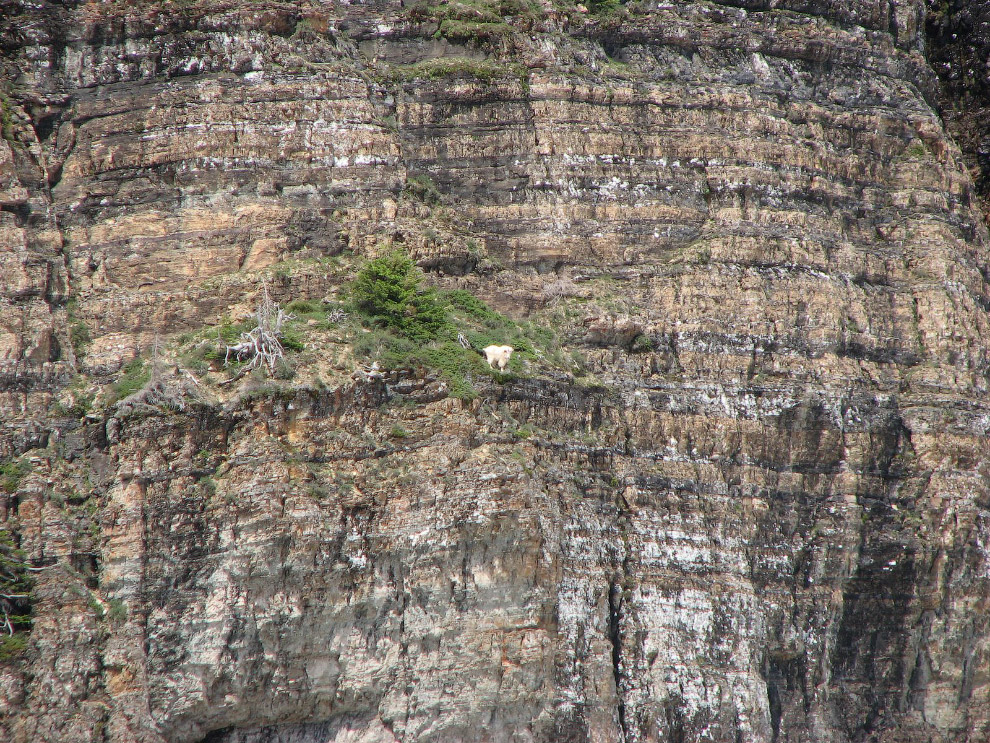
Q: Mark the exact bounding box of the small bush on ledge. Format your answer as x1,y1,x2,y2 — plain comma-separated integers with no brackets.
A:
352,250,449,343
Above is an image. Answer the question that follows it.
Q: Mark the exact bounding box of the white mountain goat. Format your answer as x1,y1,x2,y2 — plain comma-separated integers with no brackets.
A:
459,333,514,371
482,344,514,371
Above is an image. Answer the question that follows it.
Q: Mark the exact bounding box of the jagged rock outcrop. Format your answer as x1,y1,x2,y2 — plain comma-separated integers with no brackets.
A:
1,1,990,742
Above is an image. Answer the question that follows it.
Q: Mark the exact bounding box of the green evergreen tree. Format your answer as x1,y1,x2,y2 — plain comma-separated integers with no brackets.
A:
352,251,450,342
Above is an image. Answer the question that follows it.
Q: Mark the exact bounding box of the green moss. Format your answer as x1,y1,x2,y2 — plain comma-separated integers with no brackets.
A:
0,460,30,494
390,57,515,83
0,95,14,143
404,173,443,205
112,358,151,401
107,599,128,625
0,634,27,661
435,18,512,41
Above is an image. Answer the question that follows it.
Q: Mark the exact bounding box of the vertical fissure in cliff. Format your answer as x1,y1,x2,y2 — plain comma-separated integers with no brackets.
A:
607,577,628,743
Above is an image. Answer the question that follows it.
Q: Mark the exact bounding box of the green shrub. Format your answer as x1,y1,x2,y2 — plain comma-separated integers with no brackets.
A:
69,320,91,356
352,251,450,342
0,634,27,661
587,0,621,14
0,460,30,494
280,328,305,352
630,333,653,353
404,173,443,205
285,299,321,314
107,599,127,625
274,358,296,380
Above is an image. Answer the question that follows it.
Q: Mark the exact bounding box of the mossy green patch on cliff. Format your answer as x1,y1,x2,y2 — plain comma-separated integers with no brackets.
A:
66,297,91,359
435,19,513,41
407,0,542,29
0,94,14,143
389,57,521,83
111,358,151,402
404,173,444,206
0,459,30,494
0,633,27,661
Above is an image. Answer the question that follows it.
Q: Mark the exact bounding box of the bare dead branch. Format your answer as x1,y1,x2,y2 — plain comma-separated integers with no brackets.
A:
222,282,294,375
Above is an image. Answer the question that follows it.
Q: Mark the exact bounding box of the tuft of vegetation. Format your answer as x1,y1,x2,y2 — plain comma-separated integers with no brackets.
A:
435,18,512,41
0,633,27,661
404,173,444,205
107,598,127,625
390,57,520,83
69,320,91,357
0,94,14,143
630,333,653,353
585,0,622,15
111,358,151,402
407,0,541,29
0,459,30,495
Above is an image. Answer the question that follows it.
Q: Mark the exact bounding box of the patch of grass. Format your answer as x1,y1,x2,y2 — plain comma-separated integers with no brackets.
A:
445,289,512,329
69,320,91,357
0,634,27,661
586,0,621,15
390,57,515,83
107,598,127,625
404,173,443,206
285,299,321,314
87,594,105,620
279,327,305,352
0,459,30,494
630,333,653,353
435,18,512,41
112,358,151,401
407,0,542,26
273,358,296,380
0,94,14,143
216,318,256,345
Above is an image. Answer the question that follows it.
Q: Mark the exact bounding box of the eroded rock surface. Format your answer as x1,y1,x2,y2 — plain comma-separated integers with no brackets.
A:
1,1,990,742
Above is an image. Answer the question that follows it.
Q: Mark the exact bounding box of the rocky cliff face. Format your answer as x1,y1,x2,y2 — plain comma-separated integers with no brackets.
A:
2,1,990,741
